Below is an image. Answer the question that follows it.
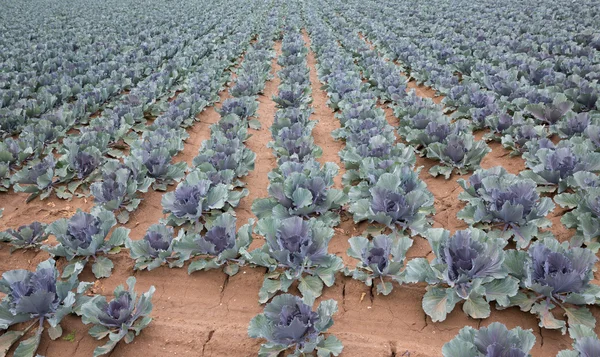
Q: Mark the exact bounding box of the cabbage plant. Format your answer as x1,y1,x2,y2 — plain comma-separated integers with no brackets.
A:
54,141,105,198
12,156,60,202
192,133,256,185
252,161,346,226
557,112,594,139
248,294,342,357
133,128,185,157
342,154,417,187
0,222,49,251
525,94,573,126
426,133,490,179
80,277,154,357
338,135,416,173
91,160,154,223
335,102,379,128
126,224,184,271
501,122,548,156
322,73,365,110
231,73,268,97
442,322,535,357
248,217,343,304
501,238,600,332
331,108,395,146
173,213,253,276
404,116,469,150
557,324,600,357
458,167,555,248
211,114,252,141
161,169,247,228
346,233,412,295
0,259,90,357
583,125,600,150
0,163,9,192
404,228,518,322
271,108,314,137
44,207,129,279
521,138,600,193
218,96,259,120
131,147,187,191
484,112,517,141
268,124,322,164
273,83,312,109
349,170,434,235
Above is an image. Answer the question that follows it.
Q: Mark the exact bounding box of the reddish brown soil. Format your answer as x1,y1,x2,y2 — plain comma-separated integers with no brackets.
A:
0,36,594,357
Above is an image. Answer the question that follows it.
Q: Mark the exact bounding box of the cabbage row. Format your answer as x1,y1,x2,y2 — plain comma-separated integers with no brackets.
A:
305,3,437,236
153,5,281,277
245,9,344,357
303,1,431,300
248,16,347,306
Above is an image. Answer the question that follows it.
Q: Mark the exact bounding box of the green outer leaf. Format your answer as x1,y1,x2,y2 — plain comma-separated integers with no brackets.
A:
93,329,127,357
251,198,277,219
506,291,537,311
347,236,369,260
299,275,324,306
188,258,220,274
557,351,581,357
442,337,477,357
531,303,566,332
61,260,84,279
376,281,393,296
403,258,439,284
248,314,270,339
248,119,261,130
483,276,520,306
13,330,42,357
48,324,63,340
568,324,598,339
124,331,135,344
314,256,343,287
88,325,110,340
422,287,458,322
108,227,129,246
462,294,491,319
92,256,114,279
223,263,240,276
315,299,338,332
258,275,292,304
257,342,288,357
0,330,25,357
316,335,344,357
563,306,596,329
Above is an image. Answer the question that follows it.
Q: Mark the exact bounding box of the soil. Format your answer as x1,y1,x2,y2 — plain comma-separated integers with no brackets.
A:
0,35,596,357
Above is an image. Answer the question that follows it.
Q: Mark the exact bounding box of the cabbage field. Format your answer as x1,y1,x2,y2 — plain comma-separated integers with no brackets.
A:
1,0,599,355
